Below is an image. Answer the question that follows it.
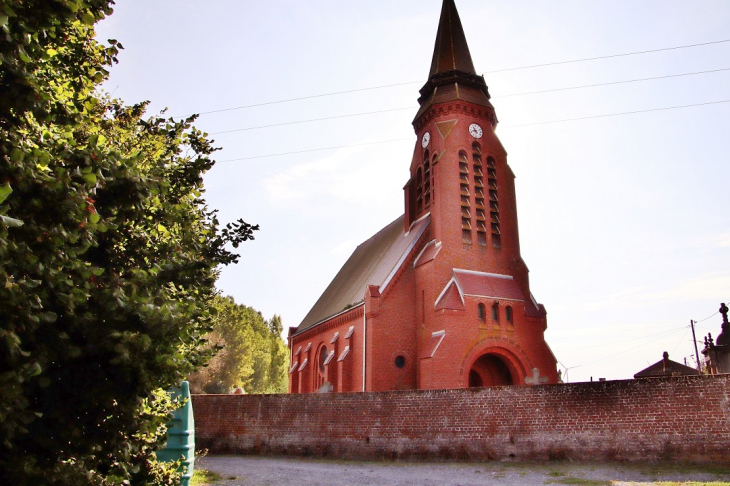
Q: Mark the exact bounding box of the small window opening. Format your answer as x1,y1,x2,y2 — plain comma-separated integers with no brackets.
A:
506,306,513,323
319,346,328,372
478,303,486,321
492,303,499,321
395,355,406,369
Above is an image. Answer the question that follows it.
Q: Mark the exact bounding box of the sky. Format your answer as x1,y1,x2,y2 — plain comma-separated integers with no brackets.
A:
96,0,730,383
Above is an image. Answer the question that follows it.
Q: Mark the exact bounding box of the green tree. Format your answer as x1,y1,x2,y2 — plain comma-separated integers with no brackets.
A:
0,1,257,484
188,296,289,395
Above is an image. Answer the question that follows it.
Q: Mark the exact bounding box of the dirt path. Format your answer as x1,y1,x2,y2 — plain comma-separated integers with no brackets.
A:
198,455,730,486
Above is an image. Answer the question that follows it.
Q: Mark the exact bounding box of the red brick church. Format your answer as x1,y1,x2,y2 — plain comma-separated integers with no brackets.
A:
288,0,558,393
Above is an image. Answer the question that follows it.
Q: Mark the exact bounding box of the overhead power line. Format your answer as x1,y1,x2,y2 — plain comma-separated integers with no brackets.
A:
210,107,414,135
208,67,730,135
553,324,688,354
217,98,730,162
482,38,730,74
218,138,412,162
497,67,730,98
501,99,730,128
564,325,688,370
183,38,730,118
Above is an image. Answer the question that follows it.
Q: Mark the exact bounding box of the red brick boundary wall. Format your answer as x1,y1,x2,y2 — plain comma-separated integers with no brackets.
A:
192,375,730,462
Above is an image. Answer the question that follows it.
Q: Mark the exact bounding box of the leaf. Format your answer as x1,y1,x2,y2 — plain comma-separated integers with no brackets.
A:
0,13,8,28
89,213,100,224
82,173,97,184
46,48,58,57
0,215,23,227
81,11,95,25
10,148,23,162
0,183,12,204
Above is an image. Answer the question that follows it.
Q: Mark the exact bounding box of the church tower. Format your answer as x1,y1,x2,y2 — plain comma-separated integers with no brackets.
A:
405,0,556,388
288,0,557,393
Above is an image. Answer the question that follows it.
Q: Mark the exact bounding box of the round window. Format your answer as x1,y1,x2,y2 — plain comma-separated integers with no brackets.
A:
394,355,406,369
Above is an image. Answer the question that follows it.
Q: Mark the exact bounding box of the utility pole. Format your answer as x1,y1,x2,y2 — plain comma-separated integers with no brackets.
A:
690,319,701,372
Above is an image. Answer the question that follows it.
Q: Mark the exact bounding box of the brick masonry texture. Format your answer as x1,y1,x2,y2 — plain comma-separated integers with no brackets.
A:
192,375,730,462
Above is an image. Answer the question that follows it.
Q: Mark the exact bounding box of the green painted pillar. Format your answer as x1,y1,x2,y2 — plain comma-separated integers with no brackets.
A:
156,381,195,486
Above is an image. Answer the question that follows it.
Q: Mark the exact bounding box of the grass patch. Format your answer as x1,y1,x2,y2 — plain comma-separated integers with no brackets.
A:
191,468,222,486
544,478,611,486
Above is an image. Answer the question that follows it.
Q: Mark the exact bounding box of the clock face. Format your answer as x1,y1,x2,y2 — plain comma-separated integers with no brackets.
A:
421,132,430,148
469,123,483,139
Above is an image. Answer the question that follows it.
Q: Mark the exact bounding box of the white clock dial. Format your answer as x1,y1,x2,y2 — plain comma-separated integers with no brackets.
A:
469,123,483,139
421,132,430,148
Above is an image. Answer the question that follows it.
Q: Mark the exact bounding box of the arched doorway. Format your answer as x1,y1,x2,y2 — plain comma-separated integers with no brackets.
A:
469,353,514,387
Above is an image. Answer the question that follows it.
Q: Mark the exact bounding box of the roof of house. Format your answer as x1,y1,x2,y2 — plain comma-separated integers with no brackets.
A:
634,352,700,379
296,214,430,334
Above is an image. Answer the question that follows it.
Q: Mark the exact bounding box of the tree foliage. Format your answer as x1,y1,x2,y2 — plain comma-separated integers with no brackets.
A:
188,296,288,395
0,1,257,484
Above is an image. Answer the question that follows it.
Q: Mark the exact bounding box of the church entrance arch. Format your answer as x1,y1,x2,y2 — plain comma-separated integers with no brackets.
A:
469,353,514,387
466,345,528,388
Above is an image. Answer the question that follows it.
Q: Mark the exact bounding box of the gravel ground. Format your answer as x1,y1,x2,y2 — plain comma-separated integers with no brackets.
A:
198,455,730,486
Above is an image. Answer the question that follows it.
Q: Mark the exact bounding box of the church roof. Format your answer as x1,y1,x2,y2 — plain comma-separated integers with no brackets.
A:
633,352,700,379
296,214,430,334
435,269,536,313
414,0,493,122
454,269,525,302
428,0,476,78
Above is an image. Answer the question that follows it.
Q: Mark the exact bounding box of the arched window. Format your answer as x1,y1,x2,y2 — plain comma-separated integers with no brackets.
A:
318,346,328,373
423,159,431,207
477,303,486,321
459,150,471,243
416,167,423,212
486,156,500,248
315,345,328,390
472,144,485,246
492,302,499,321
506,305,513,323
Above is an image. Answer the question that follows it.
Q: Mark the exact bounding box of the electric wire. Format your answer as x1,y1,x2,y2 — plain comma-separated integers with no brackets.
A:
482,38,730,74
497,67,730,98
205,67,730,136
671,327,691,356
180,38,730,118
218,138,412,162
501,99,730,129
566,325,688,369
210,107,414,135
217,99,730,162
553,324,688,354
561,298,730,378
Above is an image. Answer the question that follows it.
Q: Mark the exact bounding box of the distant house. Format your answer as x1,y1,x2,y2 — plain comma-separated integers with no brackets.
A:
634,351,700,379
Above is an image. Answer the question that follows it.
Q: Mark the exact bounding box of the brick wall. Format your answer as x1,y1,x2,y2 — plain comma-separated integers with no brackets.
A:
193,375,730,462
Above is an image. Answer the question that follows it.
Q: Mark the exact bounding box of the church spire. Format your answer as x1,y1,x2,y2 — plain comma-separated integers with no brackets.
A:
428,0,477,77
414,0,494,123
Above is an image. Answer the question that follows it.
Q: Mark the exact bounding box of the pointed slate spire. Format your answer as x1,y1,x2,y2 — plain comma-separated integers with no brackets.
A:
414,0,494,124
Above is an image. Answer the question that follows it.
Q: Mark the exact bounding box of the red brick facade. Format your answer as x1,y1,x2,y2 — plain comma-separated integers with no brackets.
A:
195,375,730,462
288,0,557,393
